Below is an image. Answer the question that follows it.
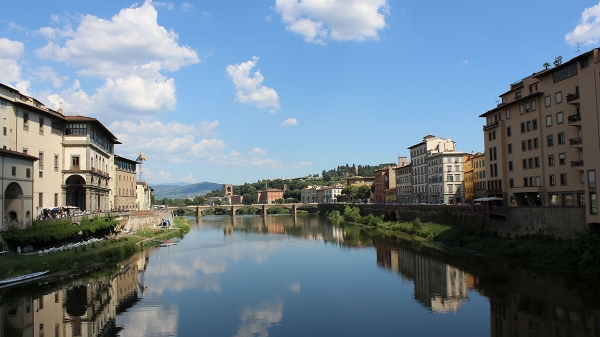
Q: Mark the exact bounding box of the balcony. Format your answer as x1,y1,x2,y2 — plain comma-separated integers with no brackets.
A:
571,160,584,167
70,165,80,170
483,121,499,131
510,80,524,91
566,92,580,104
568,114,581,125
569,137,583,147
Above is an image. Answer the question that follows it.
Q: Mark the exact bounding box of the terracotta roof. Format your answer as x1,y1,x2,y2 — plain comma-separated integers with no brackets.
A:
0,148,39,161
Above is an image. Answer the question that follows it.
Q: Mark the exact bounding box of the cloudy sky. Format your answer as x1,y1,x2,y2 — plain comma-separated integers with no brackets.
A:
0,0,596,185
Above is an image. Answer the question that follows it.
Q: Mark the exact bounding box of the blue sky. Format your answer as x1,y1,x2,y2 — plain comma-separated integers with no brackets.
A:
0,0,597,185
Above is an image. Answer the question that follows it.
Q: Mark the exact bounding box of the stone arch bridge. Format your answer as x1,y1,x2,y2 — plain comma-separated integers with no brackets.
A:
167,203,318,217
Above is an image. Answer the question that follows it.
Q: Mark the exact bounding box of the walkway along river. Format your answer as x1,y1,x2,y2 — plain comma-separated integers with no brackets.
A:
2,214,600,337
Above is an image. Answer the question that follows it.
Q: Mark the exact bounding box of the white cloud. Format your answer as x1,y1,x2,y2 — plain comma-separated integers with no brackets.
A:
33,1,199,119
34,66,68,88
287,161,312,169
0,38,30,92
226,56,280,111
182,2,194,12
566,3,600,46
203,11,211,18
286,282,301,293
274,0,389,44
281,118,297,126
159,171,171,180
153,2,174,10
180,174,199,183
265,15,272,22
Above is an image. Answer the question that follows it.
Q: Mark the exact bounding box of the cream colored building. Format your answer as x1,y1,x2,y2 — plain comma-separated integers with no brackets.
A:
0,149,37,229
408,135,456,203
395,160,412,204
0,83,65,213
114,155,138,210
480,48,600,225
472,152,486,202
427,150,466,204
136,180,152,210
63,116,118,212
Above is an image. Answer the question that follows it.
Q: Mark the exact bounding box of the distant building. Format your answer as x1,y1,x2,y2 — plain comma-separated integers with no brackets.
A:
408,135,456,204
346,176,375,186
256,188,284,204
301,186,317,203
395,158,412,204
113,155,138,210
136,180,152,210
222,184,233,196
229,195,243,205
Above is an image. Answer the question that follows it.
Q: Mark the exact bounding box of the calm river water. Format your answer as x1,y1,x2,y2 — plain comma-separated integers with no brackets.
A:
2,214,600,337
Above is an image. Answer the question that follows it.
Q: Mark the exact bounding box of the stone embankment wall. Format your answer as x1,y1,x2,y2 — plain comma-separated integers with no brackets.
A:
119,211,171,231
318,203,589,238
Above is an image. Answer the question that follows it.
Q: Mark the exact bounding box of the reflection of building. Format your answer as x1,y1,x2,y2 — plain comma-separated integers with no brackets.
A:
377,242,469,313
1,258,141,337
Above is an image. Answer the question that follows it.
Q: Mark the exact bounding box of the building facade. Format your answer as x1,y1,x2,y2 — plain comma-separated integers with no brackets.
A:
408,135,456,204
0,149,37,229
257,188,284,204
396,161,412,204
480,48,600,225
114,155,138,210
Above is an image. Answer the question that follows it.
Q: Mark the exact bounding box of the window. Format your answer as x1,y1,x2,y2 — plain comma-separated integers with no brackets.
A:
525,102,530,112
54,155,59,171
72,156,80,169
591,193,597,214
521,123,525,133
22,148,27,155
548,155,555,166
563,194,574,206
535,176,541,186
51,121,62,135
581,57,589,69
579,193,586,207
532,119,538,130
516,91,522,99
589,170,596,188
527,121,532,131
545,96,551,107
506,109,511,119
546,115,552,127
521,141,526,151
559,153,566,165
527,139,532,150
555,92,562,103
560,173,567,185
38,152,43,169
508,143,512,154
522,159,527,169
509,179,514,188
547,135,554,146
508,161,513,171
54,193,58,206
531,100,537,111
535,157,540,168
553,63,578,83
23,113,29,131
65,123,87,136
39,117,44,135
557,112,564,124
558,133,565,145
2,127,5,136
507,126,511,136
39,193,43,207
523,177,529,187
26,168,31,178
550,175,556,186
529,158,534,169
11,166,16,176
0,99,7,109
520,105,524,115
39,171,43,178
549,193,559,206
534,138,539,149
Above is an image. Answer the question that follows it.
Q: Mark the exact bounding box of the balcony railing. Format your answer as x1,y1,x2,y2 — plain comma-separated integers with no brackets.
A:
71,165,80,170
571,160,584,167
566,92,580,102
569,137,583,145
483,121,499,131
568,114,581,124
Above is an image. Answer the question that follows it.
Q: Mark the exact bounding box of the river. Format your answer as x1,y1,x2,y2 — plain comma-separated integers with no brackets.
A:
2,214,600,337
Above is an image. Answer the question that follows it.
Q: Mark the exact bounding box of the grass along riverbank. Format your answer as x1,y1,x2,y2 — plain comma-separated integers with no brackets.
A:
0,217,193,282
328,205,600,276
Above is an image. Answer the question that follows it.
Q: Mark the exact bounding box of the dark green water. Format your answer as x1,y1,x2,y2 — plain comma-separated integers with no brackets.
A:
3,214,600,337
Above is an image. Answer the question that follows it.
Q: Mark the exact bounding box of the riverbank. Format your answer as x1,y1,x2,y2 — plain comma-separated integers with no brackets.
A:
0,216,192,284
328,206,600,276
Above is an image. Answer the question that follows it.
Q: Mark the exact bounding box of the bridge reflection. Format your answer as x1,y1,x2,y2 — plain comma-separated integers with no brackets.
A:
168,203,319,216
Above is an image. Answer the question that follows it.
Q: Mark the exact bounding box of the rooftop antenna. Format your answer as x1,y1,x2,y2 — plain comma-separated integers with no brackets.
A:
136,153,147,181
576,43,581,55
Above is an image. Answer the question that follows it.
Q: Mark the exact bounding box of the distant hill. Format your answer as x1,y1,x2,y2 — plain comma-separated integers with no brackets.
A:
152,182,222,199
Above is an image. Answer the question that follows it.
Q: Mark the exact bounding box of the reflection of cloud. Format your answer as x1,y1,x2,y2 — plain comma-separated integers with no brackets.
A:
286,282,301,293
234,298,284,337
117,303,178,337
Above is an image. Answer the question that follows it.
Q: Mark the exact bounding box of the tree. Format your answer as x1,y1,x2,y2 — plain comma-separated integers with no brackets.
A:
543,62,551,70
356,184,372,201
341,185,359,201
242,193,256,205
192,195,205,205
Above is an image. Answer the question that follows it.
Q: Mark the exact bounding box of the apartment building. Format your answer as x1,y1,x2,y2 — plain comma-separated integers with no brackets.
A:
480,48,600,225
136,180,152,210
373,167,390,203
257,188,284,204
408,135,456,204
395,160,412,204
301,186,317,203
472,153,486,202
114,155,138,210
427,150,466,204
322,185,343,203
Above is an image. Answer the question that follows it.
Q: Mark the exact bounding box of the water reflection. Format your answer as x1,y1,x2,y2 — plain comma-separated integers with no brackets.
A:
0,252,143,337
4,215,600,337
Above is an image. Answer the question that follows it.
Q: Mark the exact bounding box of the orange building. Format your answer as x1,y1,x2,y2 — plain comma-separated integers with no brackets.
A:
256,188,284,204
